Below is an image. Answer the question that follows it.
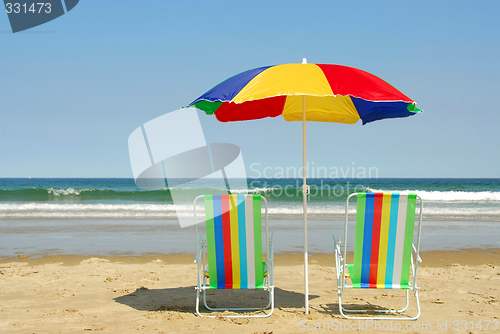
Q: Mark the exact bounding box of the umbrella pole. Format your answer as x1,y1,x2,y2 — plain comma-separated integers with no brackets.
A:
302,95,309,315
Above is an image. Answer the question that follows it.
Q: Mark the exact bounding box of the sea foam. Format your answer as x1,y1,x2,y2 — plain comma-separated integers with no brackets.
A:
1,202,499,220
365,189,500,202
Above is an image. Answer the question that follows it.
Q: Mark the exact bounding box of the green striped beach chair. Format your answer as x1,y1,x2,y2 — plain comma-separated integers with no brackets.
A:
193,194,274,318
333,193,423,320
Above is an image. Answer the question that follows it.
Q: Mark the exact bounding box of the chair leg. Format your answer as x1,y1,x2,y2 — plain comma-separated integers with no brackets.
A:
371,290,409,314
338,289,420,320
198,287,274,318
195,288,204,317
269,287,275,317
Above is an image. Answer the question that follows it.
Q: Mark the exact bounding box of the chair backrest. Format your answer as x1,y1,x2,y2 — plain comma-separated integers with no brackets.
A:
351,193,417,289
203,194,265,290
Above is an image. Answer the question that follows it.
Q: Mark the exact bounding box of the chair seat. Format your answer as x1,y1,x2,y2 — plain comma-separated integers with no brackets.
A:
345,263,410,289
204,261,268,289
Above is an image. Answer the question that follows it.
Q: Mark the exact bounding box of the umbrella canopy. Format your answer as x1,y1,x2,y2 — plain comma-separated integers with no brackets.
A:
189,62,421,124
188,60,421,314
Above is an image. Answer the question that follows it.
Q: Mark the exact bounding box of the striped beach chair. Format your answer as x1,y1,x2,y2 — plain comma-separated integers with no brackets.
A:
193,194,274,318
333,193,423,320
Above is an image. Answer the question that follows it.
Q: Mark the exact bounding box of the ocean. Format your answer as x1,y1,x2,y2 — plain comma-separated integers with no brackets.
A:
1,178,499,257
1,178,500,220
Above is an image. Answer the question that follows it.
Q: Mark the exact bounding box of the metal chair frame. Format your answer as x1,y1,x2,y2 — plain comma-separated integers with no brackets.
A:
194,195,274,318
334,193,423,320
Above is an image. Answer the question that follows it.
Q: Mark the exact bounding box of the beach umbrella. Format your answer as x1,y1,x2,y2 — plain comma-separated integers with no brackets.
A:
187,59,422,314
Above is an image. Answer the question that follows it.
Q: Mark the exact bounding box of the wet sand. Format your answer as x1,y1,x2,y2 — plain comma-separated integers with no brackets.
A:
2,218,500,259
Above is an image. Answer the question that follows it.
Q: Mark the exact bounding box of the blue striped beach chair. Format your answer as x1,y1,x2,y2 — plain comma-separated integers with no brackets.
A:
333,193,423,320
193,194,274,318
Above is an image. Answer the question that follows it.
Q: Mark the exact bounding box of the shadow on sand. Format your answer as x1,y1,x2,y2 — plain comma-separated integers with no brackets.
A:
114,286,319,314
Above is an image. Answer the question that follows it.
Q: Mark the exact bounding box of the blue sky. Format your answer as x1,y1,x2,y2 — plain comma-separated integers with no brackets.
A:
1,0,499,178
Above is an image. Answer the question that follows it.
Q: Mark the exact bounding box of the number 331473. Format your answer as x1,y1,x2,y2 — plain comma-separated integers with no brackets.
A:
453,320,498,331
5,3,52,14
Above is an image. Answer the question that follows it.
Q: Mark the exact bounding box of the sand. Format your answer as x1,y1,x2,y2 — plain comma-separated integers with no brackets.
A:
0,249,499,333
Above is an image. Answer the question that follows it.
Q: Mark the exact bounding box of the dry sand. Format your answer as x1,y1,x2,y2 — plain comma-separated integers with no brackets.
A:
1,249,499,333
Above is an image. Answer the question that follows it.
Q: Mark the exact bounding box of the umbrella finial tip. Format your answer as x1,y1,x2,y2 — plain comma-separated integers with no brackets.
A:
302,58,307,64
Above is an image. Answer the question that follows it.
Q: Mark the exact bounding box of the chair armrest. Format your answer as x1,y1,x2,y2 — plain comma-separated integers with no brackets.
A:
267,233,274,287
194,234,204,263
268,233,274,261
333,235,342,259
333,235,346,289
412,244,422,263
